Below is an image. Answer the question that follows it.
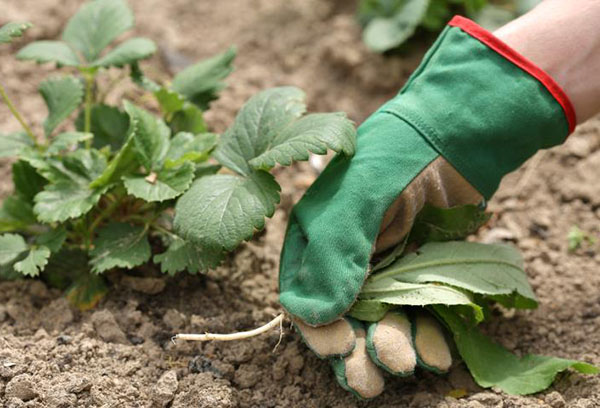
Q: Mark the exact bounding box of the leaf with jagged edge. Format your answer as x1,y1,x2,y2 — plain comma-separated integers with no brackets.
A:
12,160,46,202
39,76,84,137
164,132,217,169
172,47,236,110
0,22,32,44
154,236,224,276
169,103,207,135
0,132,33,158
62,0,134,62
14,246,51,277
213,87,306,176
89,222,151,273
123,101,170,171
92,37,157,67
36,227,67,253
47,132,93,155
174,171,280,251
17,41,81,67
75,104,130,150
123,161,195,202
0,234,28,265
1,196,36,227
249,112,356,171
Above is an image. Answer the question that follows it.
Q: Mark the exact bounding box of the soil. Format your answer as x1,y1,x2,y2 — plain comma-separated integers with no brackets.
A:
1,1,600,407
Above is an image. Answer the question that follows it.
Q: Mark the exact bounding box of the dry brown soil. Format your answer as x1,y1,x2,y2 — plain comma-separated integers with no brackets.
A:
1,1,600,407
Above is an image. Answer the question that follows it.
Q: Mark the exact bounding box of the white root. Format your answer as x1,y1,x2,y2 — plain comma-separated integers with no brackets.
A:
173,313,285,343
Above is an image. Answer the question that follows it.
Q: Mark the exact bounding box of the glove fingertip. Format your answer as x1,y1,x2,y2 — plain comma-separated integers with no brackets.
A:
366,311,416,376
413,313,453,374
294,318,356,359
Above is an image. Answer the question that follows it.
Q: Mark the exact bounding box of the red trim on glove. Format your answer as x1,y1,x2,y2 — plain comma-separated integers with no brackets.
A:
449,15,576,134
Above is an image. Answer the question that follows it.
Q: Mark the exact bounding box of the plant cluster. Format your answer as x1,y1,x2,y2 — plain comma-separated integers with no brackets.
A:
0,0,356,308
357,0,542,52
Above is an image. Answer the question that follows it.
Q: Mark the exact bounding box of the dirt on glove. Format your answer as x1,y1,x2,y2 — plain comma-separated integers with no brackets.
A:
1,0,600,407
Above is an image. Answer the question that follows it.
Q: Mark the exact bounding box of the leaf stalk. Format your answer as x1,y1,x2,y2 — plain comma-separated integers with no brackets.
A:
0,82,36,144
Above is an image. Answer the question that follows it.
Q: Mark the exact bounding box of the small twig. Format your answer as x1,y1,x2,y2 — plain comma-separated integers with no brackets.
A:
0,83,36,144
173,313,285,343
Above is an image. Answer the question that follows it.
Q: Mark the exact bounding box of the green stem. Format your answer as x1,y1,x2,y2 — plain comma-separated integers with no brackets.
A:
152,223,178,239
88,198,121,239
0,83,36,144
83,71,95,148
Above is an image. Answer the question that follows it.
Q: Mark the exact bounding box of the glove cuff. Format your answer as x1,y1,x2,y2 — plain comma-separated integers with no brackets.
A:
381,16,575,199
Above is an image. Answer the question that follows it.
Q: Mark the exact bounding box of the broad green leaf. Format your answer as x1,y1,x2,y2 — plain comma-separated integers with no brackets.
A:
164,132,217,168
92,37,157,67
14,246,51,277
347,300,392,322
123,161,195,202
62,0,134,62
249,112,356,171
17,41,80,66
363,0,431,52
34,182,109,223
1,196,36,227
434,306,599,395
47,132,93,155
409,204,491,244
169,103,207,135
154,237,224,275
214,87,306,175
89,222,151,273
39,76,84,137
0,234,28,265
172,47,236,110
367,241,537,309
0,22,32,44
36,227,67,252
195,163,221,178
89,133,137,188
154,88,185,117
360,279,483,322
421,0,452,31
42,249,88,290
75,104,130,149
124,101,170,171
174,171,280,250
12,160,46,201
0,132,33,158
66,272,108,310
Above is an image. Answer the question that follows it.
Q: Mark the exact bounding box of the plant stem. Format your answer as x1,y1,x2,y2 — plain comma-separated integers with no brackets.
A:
0,83,36,144
83,71,96,148
88,197,121,238
151,223,179,239
174,313,285,342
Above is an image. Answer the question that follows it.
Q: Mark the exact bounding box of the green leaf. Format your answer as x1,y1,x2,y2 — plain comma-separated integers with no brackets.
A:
363,0,431,52
248,112,356,171
367,241,537,309
12,160,46,201
0,234,28,265
89,222,151,273
409,204,491,244
0,22,32,44
347,300,392,322
174,171,280,250
123,161,195,202
164,132,217,168
171,47,236,110
169,103,207,135
130,61,161,92
36,227,67,252
62,0,134,62
1,195,36,227
92,37,157,67
42,249,88,290
89,132,137,188
124,101,170,171
214,87,306,175
434,306,599,395
75,104,130,149
47,131,93,155
14,246,51,277
39,76,84,137
66,271,108,310
154,237,224,276
0,132,33,158
154,88,185,117
17,41,80,66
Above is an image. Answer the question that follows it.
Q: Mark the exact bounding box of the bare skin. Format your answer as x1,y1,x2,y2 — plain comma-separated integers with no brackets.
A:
495,0,600,123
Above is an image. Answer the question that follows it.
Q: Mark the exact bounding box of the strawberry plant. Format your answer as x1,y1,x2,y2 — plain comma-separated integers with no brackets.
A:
0,0,356,308
357,0,542,53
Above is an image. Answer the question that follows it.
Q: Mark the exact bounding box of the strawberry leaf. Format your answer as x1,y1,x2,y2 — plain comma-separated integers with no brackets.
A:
92,37,157,67
39,76,84,137
89,222,151,273
154,237,224,276
124,101,170,171
36,227,67,253
75,104,130,150
123,162,195,202
0,234,28,265
17,41,80,66
0,132,34,158
0,22,32,44
47,132,93,155
14,246,51,277
12,160,47,201
174,171,280,250
164,132,217,169
62,0,134,62
172,47,236,110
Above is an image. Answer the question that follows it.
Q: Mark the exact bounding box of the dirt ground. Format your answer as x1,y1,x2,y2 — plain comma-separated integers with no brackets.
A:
1,1,600,407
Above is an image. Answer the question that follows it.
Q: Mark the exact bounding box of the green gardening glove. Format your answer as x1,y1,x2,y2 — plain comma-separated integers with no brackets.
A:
279,16,575,399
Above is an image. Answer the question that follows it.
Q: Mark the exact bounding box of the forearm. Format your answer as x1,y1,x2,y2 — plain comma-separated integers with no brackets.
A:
494,0,600,123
